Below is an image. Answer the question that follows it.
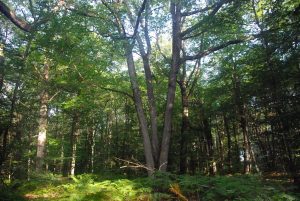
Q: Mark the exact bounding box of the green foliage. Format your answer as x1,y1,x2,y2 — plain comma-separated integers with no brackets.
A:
177,175,299,201
9,173,299,201
0,186,26,201
0,1,299,201
16,174,152,201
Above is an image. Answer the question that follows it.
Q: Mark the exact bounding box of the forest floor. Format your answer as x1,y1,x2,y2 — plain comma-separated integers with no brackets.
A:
1,172,299,201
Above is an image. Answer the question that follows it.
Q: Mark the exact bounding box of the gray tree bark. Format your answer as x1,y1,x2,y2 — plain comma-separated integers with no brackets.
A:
159,0,182,171
126,3,160,165
125,44,155,175
36,62,49,172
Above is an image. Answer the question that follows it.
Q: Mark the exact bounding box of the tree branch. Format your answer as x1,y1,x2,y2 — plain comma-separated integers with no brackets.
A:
183,38,246,61
181,4,213,17
99,86,133,99
181,0,231,37
67,7,98,18
115,157,154,172
155,32,171,64
186,59,200,88
49,90,61,103
0,0,32,32
188,60,201,97
101,0,125,35
144,0,151,55
131,0,147,38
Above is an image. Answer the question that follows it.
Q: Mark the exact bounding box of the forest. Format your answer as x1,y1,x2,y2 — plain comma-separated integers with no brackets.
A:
0,0,299,200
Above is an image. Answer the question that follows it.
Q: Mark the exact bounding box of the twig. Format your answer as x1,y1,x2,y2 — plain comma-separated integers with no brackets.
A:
49,90,61,102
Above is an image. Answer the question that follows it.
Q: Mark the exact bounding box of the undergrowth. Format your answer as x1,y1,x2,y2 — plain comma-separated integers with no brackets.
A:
1,173,299,201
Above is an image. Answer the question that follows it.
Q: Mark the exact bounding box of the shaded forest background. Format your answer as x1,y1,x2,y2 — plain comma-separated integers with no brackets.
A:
0,0,299,197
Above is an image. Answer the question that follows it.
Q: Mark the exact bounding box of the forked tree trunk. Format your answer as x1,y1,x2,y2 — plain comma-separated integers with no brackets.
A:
159,0,182,171
125,44,154,175
127,3,160,165
36,62,49,172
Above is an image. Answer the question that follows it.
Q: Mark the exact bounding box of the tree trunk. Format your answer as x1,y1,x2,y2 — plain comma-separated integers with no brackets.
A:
13,116,23,179
159,0,182,171
122,98,130,159
178,50,201,174
203,118,214,175
36,62,49,172
238,99,251,173
232,120,240,170
0,45,4,92
0,81,19,169
279,113,299,184
87,126,95,173
128,5,160,165
114,106,119,157
125,43,154,175
179,82,189,174
141,49,160,166
241,116,251,174
216,121,224,172
223,113,232,173
60,131,65,175
70,113,80,176
232,63,251,174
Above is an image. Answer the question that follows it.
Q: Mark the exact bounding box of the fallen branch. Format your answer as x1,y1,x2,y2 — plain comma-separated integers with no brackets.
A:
114,157,154,172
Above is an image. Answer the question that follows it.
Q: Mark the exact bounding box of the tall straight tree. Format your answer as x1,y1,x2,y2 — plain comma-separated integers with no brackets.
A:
36,60,49,172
